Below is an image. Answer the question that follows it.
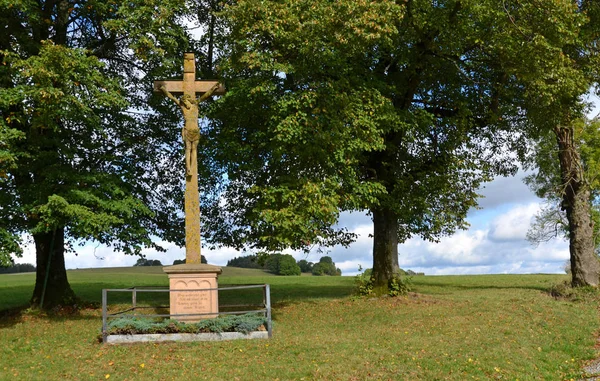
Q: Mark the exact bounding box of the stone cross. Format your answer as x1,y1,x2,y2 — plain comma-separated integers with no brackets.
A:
153,53,225,264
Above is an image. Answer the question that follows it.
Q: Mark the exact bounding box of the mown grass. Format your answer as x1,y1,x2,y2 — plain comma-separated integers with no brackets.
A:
1,268,599,380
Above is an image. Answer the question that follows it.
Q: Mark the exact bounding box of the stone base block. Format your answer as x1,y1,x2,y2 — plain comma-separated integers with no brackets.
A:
163,264,222,322
105,331,269,344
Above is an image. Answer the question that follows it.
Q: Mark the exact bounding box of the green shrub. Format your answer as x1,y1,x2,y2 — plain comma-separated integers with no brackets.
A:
265,254,283,274
354,267,411,297
388,274,411,297
354,269,374,296
549,281,600,302
106,313,268,335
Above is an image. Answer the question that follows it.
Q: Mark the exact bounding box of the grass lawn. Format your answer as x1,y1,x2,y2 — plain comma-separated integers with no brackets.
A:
1,268,598,380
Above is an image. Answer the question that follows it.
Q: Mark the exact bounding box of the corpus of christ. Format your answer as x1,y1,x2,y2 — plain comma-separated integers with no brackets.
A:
154,53,225,321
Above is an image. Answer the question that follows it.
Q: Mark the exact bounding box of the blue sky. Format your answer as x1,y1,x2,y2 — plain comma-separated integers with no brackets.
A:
13,169,570,276
14,90,600,276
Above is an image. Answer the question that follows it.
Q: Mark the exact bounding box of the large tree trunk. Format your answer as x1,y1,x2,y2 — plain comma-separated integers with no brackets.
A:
372,208,400,295
555,126,600,287
31,227,77,309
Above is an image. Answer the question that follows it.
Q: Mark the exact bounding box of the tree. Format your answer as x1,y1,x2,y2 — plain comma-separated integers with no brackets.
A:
264,253,301,275
202,0,574,293
226,254,264,268
265,253,283,274
525,119,600,280
173,255,207,265
297,259,313,273
513,0,600,286
134,258,163,266
0,263,36,274
0,0,214,308
311,256,341,276
278,254,301,276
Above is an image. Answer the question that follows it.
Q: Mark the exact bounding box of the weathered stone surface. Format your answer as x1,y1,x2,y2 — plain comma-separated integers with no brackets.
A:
106,331,268,344
164,266,221,321
153,52,223,264
154,53,225,322
163,263,223,274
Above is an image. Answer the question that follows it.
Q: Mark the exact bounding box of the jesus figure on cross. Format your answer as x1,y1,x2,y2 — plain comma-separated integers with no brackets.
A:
153,53,225,264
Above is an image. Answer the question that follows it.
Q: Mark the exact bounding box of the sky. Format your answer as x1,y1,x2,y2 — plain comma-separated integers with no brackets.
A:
13,169,570,277
13,86,600,278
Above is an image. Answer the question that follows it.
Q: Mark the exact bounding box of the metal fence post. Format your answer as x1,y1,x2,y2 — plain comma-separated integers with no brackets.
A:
102,289,108,344
132,287,137,309
265,284,272,339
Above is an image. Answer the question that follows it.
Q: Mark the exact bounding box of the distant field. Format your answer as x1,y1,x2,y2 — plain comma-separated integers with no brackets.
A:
1,269,598,380
0,266,322,310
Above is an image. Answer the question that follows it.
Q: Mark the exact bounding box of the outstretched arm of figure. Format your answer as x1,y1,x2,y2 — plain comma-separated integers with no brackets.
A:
197,82,222,103
159,85,186,109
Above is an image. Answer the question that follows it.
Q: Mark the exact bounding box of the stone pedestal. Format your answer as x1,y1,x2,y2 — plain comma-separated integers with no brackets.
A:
163,264,222,322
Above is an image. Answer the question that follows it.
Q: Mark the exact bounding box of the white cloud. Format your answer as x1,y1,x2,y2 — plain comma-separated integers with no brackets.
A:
12,172,572,278
425,230,487,260
489,203,540,242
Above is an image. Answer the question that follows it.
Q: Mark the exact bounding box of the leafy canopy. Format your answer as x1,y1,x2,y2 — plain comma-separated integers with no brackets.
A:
200,0,587,253
0,0,201,265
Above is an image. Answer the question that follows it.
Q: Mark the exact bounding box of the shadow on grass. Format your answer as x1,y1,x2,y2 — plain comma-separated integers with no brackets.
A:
0,304,101,330
413,282,554,293
0,306,30,329
409,274,565,294
0,278,356,326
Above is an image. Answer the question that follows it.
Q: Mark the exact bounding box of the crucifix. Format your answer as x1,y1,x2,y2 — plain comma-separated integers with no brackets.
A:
154,53,225,265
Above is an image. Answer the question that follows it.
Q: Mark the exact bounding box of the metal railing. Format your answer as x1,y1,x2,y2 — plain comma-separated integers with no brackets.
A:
101,284,272,343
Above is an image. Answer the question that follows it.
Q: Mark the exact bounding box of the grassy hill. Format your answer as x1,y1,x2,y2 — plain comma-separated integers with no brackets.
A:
1,269,598,379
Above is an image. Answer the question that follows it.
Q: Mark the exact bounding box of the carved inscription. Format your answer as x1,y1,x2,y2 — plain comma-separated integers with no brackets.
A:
175,280,211,313
171,279,216,321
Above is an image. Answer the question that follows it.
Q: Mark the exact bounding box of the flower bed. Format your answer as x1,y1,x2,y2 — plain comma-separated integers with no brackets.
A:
101,313,270,344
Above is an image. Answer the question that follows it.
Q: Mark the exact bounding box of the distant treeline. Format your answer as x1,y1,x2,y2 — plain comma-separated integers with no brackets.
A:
226,255,264,269
133,256,208,267
134,258,163,266
226,254,342,276
172,256,207,265
0,263,36,274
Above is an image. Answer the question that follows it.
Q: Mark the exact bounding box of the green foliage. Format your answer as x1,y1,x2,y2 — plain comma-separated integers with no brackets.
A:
264,253,301,276
354,270,375,297
265,254,282,274
134,259,163,267
549,281,600,302
201,0,595,289
0,0,222,304
297,259,313,273
226,254,264,269
387,275,412,297
278,255,301,276
105,313,267,335
0,263,36,274
311,256,341,276
172,255,207,265
354,268,410,297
